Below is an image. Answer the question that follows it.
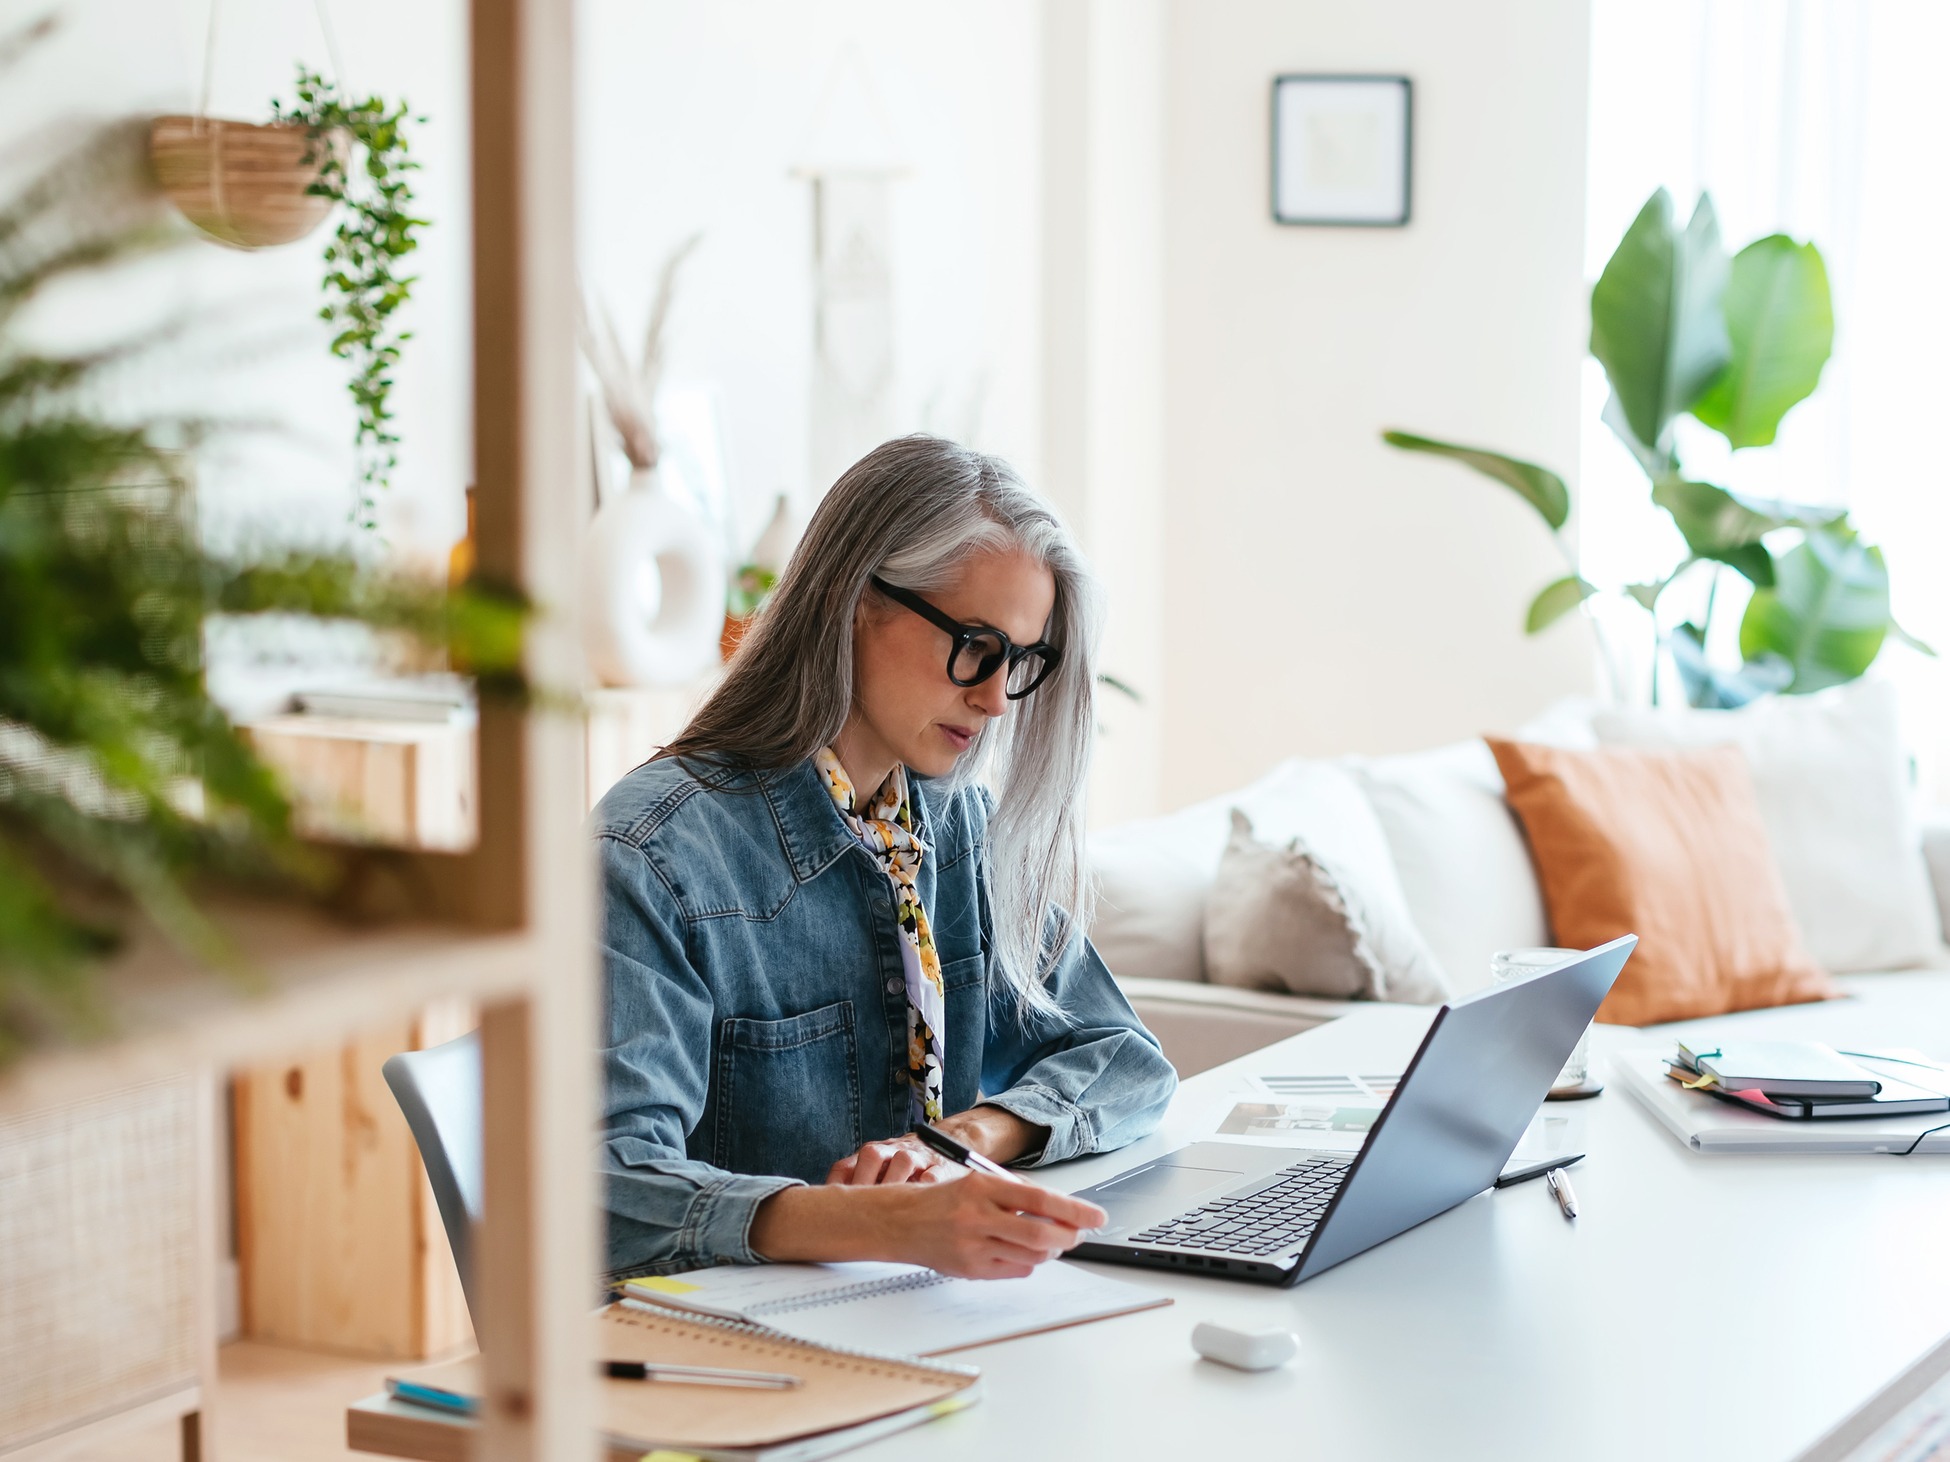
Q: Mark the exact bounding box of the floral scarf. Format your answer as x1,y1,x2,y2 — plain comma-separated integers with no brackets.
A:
814,747,946,1123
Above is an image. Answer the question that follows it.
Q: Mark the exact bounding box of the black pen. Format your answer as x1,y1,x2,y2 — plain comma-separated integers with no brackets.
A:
913,1122,1103,1235
911,1120,1018,1178
602,1359,800,1389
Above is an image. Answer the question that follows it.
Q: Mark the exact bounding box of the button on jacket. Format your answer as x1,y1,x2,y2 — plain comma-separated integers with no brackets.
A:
595,756,1177,1278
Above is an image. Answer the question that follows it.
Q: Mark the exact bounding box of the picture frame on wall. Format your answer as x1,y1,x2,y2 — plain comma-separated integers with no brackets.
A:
1271,74,1413,227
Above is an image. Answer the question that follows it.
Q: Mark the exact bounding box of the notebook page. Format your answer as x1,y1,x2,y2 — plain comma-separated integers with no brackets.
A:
627,1261,937,1318
753,1260,1170,1356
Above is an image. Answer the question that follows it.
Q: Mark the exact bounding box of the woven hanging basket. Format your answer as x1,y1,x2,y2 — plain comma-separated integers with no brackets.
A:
148,115,348,249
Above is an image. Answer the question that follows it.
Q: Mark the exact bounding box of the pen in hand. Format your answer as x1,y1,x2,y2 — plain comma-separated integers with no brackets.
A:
910,1120,1019,1179
911,1121,1105,1237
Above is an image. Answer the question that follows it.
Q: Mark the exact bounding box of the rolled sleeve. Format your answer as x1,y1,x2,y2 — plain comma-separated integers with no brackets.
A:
603,1138,803,1277
980,915,1178,1168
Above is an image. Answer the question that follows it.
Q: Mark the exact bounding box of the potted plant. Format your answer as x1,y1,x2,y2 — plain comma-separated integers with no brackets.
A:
2,122,522,1059
151,67,427,529
1384,188,1929,708
149,111,347,248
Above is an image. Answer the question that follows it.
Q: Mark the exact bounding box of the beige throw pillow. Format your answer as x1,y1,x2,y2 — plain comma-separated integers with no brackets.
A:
1203,809,1450,1004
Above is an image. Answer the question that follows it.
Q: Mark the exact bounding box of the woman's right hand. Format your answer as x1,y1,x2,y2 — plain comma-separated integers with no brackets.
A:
749,1172,1108,1279
875,1173,1107,1279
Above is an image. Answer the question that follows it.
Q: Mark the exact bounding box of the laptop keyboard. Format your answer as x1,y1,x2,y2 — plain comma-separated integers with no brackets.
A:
1129,1154,1353,1257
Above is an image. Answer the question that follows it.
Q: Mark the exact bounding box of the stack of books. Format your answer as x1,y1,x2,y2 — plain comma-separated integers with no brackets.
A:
1665,1040,1950,1120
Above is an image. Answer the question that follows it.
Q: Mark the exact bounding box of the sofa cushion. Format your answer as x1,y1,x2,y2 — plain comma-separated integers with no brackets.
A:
1203,809,1449,1003
1592,679,1941,974
1489,738,1840,1025
1348,740,1549,995
1088,758,1427,987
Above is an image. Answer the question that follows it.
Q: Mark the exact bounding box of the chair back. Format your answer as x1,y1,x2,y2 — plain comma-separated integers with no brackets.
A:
382,1031,483,1327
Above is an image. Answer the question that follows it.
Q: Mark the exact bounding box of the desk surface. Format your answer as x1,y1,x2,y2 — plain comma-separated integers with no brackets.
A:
353,988,1950,1462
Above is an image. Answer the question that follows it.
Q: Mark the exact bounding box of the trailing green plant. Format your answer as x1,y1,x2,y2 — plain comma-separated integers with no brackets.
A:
272,66,427,532
1384,187,1929,708
0,115,523,1062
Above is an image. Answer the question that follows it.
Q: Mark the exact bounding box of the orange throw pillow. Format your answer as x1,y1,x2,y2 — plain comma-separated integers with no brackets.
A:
1487,738,1839,1025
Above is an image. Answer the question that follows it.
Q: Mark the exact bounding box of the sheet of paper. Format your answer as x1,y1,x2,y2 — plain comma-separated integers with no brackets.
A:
1209,1072,1588,1172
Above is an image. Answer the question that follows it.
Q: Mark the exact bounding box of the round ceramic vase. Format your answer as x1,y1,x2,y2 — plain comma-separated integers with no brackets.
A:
581,468,727,687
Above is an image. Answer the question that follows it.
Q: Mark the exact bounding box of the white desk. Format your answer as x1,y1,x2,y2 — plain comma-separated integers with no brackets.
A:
350,999,1950,1462
860,1004,1950,1462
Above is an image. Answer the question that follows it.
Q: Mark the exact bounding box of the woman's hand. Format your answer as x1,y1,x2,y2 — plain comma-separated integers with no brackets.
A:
827,1134,955,1186
883,1172,1109,1279
749,1172,1109,1279
827,1106,1051,1186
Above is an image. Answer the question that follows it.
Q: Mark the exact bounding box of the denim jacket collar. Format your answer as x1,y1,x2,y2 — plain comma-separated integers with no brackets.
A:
756,758,935,884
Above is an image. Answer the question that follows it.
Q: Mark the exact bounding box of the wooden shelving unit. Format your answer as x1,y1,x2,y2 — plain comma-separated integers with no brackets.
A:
0,3,599,1457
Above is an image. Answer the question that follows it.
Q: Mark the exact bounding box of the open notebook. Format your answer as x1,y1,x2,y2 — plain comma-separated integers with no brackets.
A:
624,1258,1170,1356
386,1300,982,1462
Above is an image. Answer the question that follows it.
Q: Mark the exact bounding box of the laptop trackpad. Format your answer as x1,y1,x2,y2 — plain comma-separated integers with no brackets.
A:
1080,1161,1245,1224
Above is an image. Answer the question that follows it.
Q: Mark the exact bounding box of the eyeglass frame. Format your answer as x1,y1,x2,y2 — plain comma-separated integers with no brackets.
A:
867,575,1062,700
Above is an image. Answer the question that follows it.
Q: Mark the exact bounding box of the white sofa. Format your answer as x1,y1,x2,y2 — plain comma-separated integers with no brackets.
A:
1090,705,1950,1077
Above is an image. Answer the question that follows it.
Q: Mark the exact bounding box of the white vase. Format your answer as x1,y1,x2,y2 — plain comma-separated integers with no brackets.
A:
581,467,727,687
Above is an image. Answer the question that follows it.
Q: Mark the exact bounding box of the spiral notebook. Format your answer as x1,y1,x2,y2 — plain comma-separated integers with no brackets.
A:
624,1259,1171,1356
381,1299,982,1461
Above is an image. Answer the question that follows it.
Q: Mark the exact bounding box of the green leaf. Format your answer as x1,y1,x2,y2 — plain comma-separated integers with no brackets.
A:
1590,189,1731,454
1892,620,1938,658
1625,580,1666,612
1526,575,1597,633
1381,430,1570,531
1668,623,1794,708
1648,477,1784,584
1692,234,1833,449
1601,391,1675,481
1738,524,1892,692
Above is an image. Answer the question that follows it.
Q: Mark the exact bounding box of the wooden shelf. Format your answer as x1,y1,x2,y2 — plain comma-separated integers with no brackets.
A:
0,896,535,1120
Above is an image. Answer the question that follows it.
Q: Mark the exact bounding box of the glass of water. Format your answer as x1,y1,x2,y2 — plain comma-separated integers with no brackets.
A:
1490,947,1591,1094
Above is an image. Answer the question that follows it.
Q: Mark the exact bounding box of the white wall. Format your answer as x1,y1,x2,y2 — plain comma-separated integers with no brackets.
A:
3,1,475,565
1152,0,1597,806
575,1,1045,558
1042,0,1168,828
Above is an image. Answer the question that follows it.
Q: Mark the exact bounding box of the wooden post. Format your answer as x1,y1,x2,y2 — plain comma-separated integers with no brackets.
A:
470,0,598,1459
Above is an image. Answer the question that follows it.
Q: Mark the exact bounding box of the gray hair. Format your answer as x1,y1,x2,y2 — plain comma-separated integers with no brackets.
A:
661,434,1098,1017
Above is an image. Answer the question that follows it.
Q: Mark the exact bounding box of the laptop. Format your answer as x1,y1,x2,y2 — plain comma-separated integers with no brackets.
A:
1072,935,1636,1286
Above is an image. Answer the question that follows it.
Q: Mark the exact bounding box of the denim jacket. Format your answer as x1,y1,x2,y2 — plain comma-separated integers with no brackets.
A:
594,756,1177,1278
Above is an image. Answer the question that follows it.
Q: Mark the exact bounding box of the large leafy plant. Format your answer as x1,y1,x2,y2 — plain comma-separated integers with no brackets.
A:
0,117,522,1060
1385,188,1923,707
272,67,427,532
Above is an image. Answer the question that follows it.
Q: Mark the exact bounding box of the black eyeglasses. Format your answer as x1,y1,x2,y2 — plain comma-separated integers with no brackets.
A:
869,576,1062,700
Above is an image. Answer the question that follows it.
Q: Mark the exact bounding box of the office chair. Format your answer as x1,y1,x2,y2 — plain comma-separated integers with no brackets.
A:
382,1031,483,1329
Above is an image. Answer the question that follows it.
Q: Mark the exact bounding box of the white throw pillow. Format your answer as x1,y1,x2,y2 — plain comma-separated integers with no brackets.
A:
1088,812,1219,985
1591,679,1941,974
1205,809,1450,1003
1088,758,1444,992
1347,741,1551,995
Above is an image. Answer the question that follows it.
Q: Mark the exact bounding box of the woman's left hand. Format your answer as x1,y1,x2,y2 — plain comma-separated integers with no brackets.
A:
827,1134,958,1186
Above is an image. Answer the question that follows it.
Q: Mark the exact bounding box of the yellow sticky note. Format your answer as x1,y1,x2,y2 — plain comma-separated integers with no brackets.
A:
627,1276,702,1296
640,1452,704,1462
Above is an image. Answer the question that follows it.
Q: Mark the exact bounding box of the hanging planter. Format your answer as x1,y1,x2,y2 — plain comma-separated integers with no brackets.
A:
148,115,348,249
269,68,428,530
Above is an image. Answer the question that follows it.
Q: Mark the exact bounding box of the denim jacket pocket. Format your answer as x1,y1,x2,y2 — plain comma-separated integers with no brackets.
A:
713,1000,861,1180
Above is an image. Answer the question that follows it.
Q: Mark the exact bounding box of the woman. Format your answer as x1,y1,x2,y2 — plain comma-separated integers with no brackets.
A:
596,435,1176,1281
